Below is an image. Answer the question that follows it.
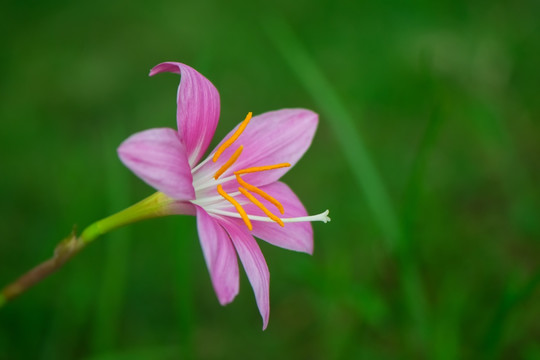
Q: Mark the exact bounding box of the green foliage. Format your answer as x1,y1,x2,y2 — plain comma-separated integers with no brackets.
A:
1,0,539,358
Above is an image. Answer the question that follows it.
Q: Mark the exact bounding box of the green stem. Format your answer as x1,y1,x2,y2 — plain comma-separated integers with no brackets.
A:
80,192,174,243
0,192,175,308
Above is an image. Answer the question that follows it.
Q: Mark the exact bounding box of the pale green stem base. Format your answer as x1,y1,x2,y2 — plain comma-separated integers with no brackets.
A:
0,192,175,308
80,192,175,243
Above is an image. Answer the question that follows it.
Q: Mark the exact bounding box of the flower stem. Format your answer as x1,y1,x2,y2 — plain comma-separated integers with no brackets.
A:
80,192,175,243
0,192,175,308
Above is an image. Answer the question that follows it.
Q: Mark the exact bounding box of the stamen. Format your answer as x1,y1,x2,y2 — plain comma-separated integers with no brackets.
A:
236,175,284,214
216,184,252,230
238,187,284,227
213,112,252,162
235,163,291,175
214,145,243,179
193,174,237,192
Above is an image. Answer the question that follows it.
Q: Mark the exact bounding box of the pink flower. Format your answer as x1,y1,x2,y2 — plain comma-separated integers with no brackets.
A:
118,62,330,329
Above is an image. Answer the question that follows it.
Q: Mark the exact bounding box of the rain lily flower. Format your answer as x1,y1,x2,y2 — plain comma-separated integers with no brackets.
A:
117,62,330,329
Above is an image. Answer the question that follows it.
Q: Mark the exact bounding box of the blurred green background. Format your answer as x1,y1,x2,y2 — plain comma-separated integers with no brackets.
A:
1,0,539,359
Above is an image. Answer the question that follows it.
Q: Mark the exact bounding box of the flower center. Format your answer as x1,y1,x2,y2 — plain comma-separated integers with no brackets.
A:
192,112,330,230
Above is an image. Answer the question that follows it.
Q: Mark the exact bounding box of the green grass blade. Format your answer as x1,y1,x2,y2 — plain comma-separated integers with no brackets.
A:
483,269,540,358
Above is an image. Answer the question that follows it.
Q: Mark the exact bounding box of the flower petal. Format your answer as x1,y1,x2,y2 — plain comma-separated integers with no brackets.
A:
246,182,313,254
219,218,270,330
118,128,195,200
197,109,318,190
150,62,220,167
196,207,239,305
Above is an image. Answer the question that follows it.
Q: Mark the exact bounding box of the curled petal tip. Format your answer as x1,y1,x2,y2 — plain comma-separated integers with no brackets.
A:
148,62,181,77
148,61,220,166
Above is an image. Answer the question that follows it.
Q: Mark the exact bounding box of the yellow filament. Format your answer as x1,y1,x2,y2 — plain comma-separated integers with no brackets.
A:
234,163,290,175
216,184,252,231
214,145,243,179
238,187,284,227
236,175,284,214
213,112,252,162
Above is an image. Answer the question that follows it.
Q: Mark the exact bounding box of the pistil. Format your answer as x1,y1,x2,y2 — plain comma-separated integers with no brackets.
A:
205,209,331,224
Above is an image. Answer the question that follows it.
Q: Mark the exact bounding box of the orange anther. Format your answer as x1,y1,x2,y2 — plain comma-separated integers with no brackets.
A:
236,175,284,214
213,112,252,162
234,163,290,175
214,145,243,179
238,187,284,227
216,184,252,231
